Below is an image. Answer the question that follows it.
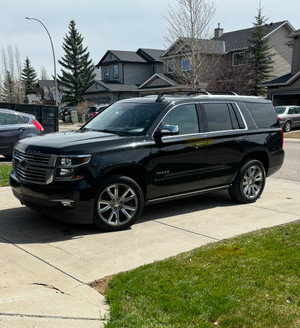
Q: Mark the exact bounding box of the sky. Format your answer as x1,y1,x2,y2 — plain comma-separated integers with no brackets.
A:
0,0,299,78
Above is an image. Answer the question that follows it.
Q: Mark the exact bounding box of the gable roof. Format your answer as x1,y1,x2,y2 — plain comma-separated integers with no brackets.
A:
97,48,165,67
139,73,177,89
97,50,148,66
162,37,225,57
137,48,165,62
217,21,294,52
83,80,139,94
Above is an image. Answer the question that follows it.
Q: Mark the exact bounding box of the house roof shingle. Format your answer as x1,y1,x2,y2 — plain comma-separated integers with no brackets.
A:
217,21,292,52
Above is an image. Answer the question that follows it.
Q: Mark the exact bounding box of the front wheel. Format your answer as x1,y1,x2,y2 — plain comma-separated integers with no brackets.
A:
94,175,144,231
229,159,266,204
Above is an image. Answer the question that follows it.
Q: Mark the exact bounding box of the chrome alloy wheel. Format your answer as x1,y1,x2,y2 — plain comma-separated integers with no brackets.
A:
242,165,263,200
97,183,138,227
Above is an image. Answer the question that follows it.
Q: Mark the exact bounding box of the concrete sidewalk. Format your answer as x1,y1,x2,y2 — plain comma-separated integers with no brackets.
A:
0,177,300,327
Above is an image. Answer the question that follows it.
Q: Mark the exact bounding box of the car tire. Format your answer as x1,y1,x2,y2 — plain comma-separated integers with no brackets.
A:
229,159,266,204
94,175,144,231
283,121,292,132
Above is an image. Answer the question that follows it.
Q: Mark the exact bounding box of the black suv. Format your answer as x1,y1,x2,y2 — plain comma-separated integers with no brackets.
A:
10,94,284,231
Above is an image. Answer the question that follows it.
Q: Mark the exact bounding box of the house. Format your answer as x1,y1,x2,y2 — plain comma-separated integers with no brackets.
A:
82,48,165,104
263,29,300,105
82,20,295,103
159,21,295,91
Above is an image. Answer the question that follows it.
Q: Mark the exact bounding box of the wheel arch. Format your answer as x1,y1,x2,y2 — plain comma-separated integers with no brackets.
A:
96,164,148,198
242,151,269,174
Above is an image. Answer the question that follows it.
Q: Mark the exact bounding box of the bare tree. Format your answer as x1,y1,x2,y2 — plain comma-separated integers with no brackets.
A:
164,0,216,91
40,67,49,80
1,46,25,103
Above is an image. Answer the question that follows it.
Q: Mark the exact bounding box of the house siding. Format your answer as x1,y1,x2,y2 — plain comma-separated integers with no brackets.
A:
268,25,293,78
123,63,152,85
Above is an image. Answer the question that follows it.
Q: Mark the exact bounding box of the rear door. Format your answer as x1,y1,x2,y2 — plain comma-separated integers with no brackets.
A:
199,101,248,186
0,112,28,155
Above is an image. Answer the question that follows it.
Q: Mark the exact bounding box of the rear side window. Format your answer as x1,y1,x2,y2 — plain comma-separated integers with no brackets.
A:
245,102,278,128
202,103,243,132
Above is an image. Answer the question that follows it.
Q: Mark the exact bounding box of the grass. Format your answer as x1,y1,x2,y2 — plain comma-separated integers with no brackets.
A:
0,163,12,187
285,130,300,138
92,223,300,328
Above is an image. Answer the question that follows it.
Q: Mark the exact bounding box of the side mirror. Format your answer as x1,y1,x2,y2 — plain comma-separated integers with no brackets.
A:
154,125,179,139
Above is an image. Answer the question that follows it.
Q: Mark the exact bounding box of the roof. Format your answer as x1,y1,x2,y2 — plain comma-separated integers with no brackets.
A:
162,38,225,57
216,21,294,52
84,80,139,93
98,49,166,66
37,80,55,88
137,48,165,62
262,71,300,87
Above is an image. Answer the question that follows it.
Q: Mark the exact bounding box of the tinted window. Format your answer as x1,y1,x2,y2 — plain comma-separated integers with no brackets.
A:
245,102,278,128
288,107,298,115
162,104,199,135
203,103,233,132
0,112,24,125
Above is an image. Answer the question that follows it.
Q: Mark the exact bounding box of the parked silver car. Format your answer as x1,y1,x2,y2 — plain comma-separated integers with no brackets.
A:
0,109,44,159
275,105,300,132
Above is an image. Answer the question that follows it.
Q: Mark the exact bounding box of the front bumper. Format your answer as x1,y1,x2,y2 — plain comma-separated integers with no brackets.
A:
9,172,95,224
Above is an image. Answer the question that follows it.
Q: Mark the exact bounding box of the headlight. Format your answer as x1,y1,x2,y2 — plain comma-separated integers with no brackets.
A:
55,155,91,181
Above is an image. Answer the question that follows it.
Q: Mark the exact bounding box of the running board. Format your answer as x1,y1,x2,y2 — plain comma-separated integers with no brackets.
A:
146,185,230,204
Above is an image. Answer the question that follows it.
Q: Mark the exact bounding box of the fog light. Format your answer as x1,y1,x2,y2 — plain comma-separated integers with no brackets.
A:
59,168,73,177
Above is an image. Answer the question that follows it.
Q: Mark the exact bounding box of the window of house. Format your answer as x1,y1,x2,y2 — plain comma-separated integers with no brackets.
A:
181,58,192,72
232,52,245,66
161,104,199,135
167,60,175,73
104,67,110,79
113,65,119,78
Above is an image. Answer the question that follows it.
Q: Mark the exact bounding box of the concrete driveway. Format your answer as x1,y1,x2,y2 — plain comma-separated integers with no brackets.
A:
1,142,300,327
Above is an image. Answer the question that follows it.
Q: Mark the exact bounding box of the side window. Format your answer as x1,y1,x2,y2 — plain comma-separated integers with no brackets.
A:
245,102,278,128
0,112,23,125
296,107,300,114
162,104,199,135
203,103,234,132
288,107,297,115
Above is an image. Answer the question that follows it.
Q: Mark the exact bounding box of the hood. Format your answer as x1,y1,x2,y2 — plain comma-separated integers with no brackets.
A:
15,130,131,155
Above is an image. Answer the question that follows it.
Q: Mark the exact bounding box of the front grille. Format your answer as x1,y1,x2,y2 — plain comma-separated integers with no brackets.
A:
13,149,56,185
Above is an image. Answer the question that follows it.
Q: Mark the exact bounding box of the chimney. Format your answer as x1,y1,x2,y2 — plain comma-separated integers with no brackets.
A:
214,23,223,39
289,30,300,75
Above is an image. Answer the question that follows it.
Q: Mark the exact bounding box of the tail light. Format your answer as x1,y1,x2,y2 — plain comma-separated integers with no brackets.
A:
33,120,44,133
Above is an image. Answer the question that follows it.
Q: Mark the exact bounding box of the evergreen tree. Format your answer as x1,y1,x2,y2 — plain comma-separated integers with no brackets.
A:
248,8,274,95
2,71,15,102
21,57,38,95
58,20,95,105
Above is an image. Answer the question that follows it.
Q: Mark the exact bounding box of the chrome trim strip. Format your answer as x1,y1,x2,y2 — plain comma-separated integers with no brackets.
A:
147,185,230,204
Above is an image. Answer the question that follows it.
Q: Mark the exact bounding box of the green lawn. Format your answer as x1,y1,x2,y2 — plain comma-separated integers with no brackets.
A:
93,223,300,328
0,164,12,187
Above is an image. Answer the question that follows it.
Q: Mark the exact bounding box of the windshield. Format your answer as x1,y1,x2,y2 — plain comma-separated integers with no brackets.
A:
274,107,286,115
82,101,164,135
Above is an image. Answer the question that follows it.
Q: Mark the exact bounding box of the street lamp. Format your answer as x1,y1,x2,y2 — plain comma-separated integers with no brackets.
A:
25,17,58,106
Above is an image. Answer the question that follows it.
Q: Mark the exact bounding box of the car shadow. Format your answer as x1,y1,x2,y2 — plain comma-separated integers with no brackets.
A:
0,190,236,245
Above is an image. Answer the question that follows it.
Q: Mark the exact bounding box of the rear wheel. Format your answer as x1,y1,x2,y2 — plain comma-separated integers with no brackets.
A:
229,159,266,203
283,121,292,132
94,175,144,231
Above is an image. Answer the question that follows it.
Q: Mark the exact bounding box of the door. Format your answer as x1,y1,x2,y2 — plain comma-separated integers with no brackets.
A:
150,103,209,199
0,112,28,155
200,102,248,186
